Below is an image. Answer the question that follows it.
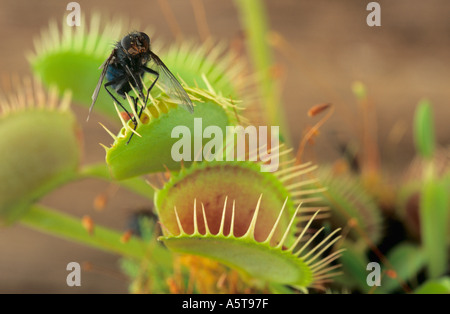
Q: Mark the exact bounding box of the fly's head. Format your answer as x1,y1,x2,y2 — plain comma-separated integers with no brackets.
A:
121,32,151,63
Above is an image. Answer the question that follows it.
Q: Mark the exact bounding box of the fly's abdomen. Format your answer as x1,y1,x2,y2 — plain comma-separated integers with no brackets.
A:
105,65,123,84
105,64,131,96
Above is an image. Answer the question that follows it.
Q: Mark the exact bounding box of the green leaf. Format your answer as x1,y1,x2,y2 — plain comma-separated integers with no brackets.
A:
413,100,435,159
420,177,449,278
105,96,234,179
0,104,80,225
415,277,450,294
382,242,426,293
338,241,371,293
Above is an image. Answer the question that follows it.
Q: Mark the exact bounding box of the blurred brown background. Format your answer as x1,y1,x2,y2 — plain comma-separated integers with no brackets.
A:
0,0,449,293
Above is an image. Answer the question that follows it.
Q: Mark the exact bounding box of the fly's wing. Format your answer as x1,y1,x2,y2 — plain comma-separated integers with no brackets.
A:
87,51,115,121
149,51,194,113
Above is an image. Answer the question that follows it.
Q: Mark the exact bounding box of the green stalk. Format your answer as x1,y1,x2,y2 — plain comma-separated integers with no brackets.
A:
79,163,154,200
21,205,148,259
413,101,449,278
420,165,449,278
234,0,291,145
414,100,435,159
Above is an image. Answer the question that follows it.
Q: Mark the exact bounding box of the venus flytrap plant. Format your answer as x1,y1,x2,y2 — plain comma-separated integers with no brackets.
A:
299,166,384,292
2,0,444,293
154,159,329,238
103,81,242,179
0,77,157,260
288,101,384,289
161,197,342,290
0,78,81,225
153,159,342,291
4,3,362,293
120,212,277,294
315,166,383,246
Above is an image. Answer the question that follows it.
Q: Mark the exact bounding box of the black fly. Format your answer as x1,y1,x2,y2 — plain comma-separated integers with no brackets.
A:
88,31,194,143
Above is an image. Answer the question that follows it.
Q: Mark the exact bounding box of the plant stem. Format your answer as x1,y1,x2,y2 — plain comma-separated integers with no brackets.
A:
20,205,148,259
420,161,449,278
234,0,291,146
79,163,154,200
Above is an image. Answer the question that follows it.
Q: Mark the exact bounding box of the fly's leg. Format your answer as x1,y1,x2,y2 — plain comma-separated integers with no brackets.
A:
142,66,159,113
122,67,159,144
104,78,141,145
132,66,159,131
126,97,140,145
124,65,147,108
104,79,136,125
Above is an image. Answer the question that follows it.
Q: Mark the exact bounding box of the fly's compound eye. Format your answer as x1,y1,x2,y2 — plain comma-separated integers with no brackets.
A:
136,32,150,52
122,35,142,55
121,35,134,50
138,32,150,43
138,32,150,50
